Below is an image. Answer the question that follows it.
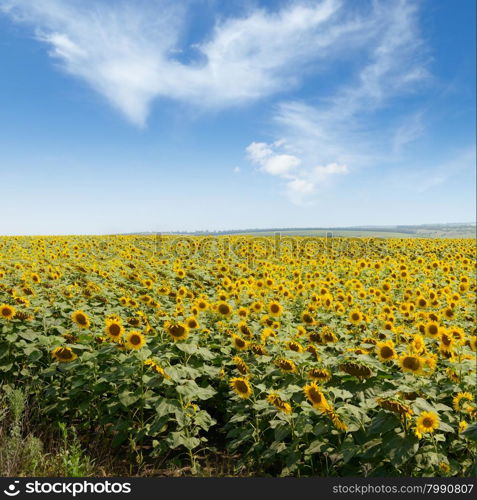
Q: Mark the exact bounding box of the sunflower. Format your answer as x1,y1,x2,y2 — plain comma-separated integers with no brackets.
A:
166,322,189,341
415,411,439,439
424,321,440,338
216,301,233,317
251,301,263,313
250,343,267,356
459,420,468,433
340,361,372,378
229,377,253,399
324,408,348,431
52,346,77,363
303,383,330,411
105,319,124,341
301,311,315,325
233,356,249,375
237,307,249,318
321,327,338,343
410,334,426,354
71,310,90,329
0,304,16,320
453,392,474,413
469,336,477,352
125,331,146,350
275,358,297,373
348,310,362,325
237,321,253,337
287,340,303,353
231,334,248,351
267,393,292,414
185,316,200,329
398,353,424,375
376,340,397,362
308,368,331,383
377,397,413,418
268,301,283,316
196,299,208,311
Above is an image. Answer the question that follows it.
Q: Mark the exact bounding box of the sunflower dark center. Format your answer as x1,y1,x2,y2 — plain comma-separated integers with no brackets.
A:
109,324,121,336
218,304,230,315
403,356,420,370
380,346,394,358
130,335,141,345
76,314,87,325
422,417,433,428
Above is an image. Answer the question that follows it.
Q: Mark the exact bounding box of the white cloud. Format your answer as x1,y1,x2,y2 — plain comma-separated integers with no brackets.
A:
247,140,348,203
246,0,431,203
0,0,362,126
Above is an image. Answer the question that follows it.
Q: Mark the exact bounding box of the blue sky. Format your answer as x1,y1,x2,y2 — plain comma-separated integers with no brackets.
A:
0,0,475,235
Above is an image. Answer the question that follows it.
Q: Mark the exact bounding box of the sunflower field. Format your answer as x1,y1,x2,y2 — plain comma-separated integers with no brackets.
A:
0,235,475,476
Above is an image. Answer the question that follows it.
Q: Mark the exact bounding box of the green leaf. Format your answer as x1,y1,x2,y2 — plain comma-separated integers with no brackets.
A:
118,391,139,407
368,411,400,435
382,435,419,467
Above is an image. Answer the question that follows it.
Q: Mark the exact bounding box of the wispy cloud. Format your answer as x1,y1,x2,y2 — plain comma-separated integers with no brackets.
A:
246,0,432,203
246,140,348,204
386,146,476,193
0,0,366,126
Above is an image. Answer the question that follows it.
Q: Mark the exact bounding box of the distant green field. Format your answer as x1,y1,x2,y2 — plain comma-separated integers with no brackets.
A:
234,229,414,238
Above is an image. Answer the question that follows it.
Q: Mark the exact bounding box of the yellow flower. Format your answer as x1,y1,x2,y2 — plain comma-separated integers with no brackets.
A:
0,304,16,320
415,411,439,438
398,353,424,375
125,331,146,350
229,377,252,399
52,346,77,363
216,301,233,317
459,420,468,433
267,393,292,414
71,310,91,329
376,340,397,362
308,368,331,383
268,301,283,316
231,334,248,351
275,358,297,373
233,355,249,375
453,392,474,413
105,319,124,341
185,316,200,329
303,383,330,411
166,322,189,341
348,309,362,325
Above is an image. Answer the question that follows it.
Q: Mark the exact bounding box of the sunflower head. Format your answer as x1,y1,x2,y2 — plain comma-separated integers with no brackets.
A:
52,346,77,363
229,377,253,399
166,322,189,341
339,361,372,378
232,334,248,351
415,411,439,438
105,319,124,341
308,368,331,383
399,353,424,375
0,304,16,320
376,341,397,362
268,301,283,316
275,358,297,373
267,393,292,414
125,331,146,350
71,310,90,329
233,355,249,375
216,301,233,317
303,383,330,411
186,316,199,329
